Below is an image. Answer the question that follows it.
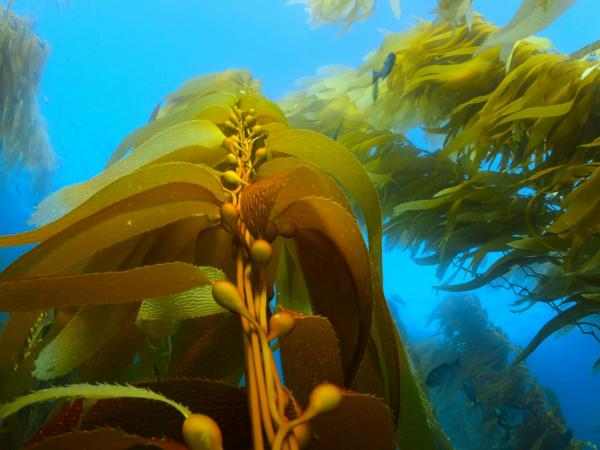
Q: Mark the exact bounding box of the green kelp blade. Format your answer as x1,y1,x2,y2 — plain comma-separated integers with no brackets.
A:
275,242,313,314
137,266,227,321
0,383,191,420
549,166,600,234
33,304,137,381
0,262,213,311
513,301,600,366
31,120,226,226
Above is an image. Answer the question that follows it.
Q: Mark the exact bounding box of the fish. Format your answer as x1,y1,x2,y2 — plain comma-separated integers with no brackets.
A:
461,378,479,406
551,429,573,450
389,294,406,306
495,404,527,430
372,51,396,101
425,356,459,387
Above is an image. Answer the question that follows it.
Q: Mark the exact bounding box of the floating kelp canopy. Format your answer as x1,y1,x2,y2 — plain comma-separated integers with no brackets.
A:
0,5,54,182
414,294,597,450
281,14,600,367
288,0,578,54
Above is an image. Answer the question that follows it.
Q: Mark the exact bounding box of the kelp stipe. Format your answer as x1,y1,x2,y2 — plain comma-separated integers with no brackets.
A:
0,70,436,449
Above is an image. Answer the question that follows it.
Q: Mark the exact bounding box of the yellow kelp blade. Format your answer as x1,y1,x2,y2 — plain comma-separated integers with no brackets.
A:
0,262,213,311
30,120,226,226
0,162,223,247
107,91,236,166
34,267,228,381
3,198,217,278
483,0,576,59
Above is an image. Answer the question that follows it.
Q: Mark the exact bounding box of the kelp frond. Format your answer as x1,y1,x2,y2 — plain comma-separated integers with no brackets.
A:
288,0,400,30
281,14,600,366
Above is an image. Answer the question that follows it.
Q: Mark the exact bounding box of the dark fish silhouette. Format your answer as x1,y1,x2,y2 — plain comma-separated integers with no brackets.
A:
551,429,573,450
495,404,527,430
372,52,396,101
426,357,459,387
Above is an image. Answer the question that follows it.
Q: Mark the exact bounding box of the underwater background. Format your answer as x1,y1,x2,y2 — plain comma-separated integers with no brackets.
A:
0,0,599,448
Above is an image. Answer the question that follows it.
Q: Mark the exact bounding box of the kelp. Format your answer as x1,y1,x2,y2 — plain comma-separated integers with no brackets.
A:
288,0,400,30
414,294,597,450
281,14,600,368
0,69,436,449
288,0,575,57
0,5,54,183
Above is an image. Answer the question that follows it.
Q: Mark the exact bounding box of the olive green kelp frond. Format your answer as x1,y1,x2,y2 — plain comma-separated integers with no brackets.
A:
0,5,54,181
0,70,437,449
281,14,600,369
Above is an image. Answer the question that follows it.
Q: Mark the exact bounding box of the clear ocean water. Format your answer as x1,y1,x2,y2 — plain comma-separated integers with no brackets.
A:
0,0,599,447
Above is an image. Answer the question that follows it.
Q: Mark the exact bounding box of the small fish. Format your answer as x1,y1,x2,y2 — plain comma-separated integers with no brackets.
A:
461,378,479,406
426,357,459,387
551,429,573,450
495,404,527,430
389,294,406,306
331,120,344,141
372,52,396,101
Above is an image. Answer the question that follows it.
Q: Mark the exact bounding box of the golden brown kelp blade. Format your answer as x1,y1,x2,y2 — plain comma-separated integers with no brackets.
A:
27,427,187,450
279,313,345,407
0,6,54,182
171,313,245,384
307,392,396,449
26,379,250,449
274,197,373,384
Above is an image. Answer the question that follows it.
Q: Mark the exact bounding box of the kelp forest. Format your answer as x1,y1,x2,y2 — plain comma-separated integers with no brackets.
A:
0,0,598,449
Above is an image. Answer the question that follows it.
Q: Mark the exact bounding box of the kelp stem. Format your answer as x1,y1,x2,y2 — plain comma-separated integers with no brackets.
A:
226,102,304,450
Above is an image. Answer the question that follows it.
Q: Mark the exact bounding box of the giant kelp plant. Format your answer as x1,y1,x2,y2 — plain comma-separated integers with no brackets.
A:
0,4,54,184
281,3,600,371
0,0,598,449
0,70,446,450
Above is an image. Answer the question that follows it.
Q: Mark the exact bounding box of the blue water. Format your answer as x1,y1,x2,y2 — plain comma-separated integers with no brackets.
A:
1,0,599,446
